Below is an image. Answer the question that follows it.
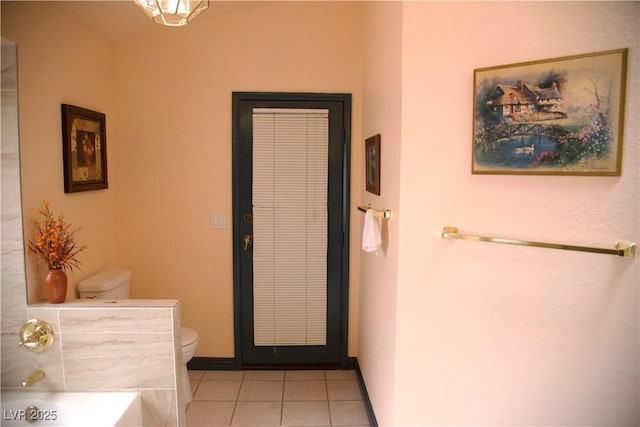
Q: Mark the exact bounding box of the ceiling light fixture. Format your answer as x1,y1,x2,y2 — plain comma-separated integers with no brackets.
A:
134,0,209,27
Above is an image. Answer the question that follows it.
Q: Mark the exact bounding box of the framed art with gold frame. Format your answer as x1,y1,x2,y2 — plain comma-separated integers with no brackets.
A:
472,49,627,175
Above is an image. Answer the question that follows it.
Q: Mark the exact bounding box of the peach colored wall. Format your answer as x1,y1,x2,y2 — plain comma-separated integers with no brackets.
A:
394,2,639,425
358,2,402,425
3,1,364,359
110,2,365,357
2,2,118,303
6,2,639,424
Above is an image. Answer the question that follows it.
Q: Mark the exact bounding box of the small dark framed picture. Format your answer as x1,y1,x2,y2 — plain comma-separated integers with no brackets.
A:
61,104,108,193
365,134,381,195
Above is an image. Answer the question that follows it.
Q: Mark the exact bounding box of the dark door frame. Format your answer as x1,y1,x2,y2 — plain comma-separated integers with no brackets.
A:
231,92,351,369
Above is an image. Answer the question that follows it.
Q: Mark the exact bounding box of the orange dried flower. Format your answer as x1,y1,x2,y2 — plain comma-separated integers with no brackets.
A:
27,201,86,271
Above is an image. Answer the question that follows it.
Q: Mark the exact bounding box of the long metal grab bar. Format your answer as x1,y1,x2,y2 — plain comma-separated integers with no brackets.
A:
441,227,636,258
358,204,392,219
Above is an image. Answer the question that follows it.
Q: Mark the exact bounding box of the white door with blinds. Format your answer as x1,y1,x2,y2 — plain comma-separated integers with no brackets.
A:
251,108,329,347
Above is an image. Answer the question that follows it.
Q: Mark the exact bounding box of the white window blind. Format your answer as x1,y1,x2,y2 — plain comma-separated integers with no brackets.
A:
252,108,328,346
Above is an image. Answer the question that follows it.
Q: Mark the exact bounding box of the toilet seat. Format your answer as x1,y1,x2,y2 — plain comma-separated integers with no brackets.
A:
181,327,198,347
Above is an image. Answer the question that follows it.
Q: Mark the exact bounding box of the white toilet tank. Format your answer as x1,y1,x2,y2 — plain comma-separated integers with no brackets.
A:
77,269,131,299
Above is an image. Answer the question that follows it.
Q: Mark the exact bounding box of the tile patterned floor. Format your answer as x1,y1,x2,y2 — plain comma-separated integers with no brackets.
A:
186,370,371,427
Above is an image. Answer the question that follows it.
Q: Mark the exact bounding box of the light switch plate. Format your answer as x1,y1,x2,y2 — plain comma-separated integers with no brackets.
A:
210,214,226,229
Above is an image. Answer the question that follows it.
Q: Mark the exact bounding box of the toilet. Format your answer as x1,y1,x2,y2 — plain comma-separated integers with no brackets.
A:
77,269,199,406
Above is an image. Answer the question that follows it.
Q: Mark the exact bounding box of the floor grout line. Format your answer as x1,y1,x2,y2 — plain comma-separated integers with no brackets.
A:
279,373,285,426
229,371,245,425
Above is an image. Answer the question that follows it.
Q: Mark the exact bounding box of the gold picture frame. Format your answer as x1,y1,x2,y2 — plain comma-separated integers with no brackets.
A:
472,48,627,175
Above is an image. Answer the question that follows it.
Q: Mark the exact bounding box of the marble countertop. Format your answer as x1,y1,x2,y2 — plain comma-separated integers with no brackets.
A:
29,299,180,309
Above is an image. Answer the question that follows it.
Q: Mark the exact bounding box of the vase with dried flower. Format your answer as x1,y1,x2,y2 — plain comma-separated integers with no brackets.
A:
27,201,86,303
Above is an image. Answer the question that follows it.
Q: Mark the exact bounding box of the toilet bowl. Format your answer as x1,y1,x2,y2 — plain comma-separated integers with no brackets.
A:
78,270,199,406
181,327,199,362
180,326,199,406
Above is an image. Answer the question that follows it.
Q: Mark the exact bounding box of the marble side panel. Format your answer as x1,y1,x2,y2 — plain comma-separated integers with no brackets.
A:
62,332,175,389
172,303,185,427
0,274,28,332
1,88,19,154
1,310,61,390
1,155,28,334
141,389,178,427
1,333,36,389
1,150,30,389
59,308,173,334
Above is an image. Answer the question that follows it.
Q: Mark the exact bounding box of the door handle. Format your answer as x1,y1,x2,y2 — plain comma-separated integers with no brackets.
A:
243,235,253,251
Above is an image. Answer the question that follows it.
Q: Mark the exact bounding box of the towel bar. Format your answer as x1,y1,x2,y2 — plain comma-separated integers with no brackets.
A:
358,204,391,219
441,226,636,258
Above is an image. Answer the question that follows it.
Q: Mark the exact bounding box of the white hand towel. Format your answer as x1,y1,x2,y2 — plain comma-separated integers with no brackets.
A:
362,209,382,253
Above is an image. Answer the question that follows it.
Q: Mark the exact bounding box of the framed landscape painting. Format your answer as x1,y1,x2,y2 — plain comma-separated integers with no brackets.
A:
472,49,627,175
